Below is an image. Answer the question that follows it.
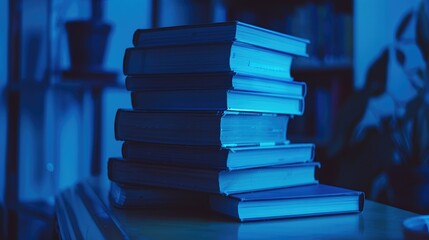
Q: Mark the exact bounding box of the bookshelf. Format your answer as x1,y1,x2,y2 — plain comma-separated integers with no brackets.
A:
225,0,354,145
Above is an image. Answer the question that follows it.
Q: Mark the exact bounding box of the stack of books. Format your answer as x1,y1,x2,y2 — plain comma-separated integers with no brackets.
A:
108,21,364,221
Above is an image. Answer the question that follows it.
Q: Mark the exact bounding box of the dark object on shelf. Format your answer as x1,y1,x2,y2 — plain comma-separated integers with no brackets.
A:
65,20,111,72
64,0,116,82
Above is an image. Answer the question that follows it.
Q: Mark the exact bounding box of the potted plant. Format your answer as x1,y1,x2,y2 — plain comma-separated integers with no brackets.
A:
65,0,111,73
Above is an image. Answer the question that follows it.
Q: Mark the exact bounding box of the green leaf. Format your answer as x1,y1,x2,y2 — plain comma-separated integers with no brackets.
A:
416,1,429,63
396,11,413,40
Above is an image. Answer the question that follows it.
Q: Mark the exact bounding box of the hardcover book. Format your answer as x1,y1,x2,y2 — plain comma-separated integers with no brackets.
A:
125,72,307,96
209,184,365,222
123,42,295,80
108,158,319,195
130,89,305,115
109,181,209,209
132,21,309,57
122,142,315,170
115,109,289,147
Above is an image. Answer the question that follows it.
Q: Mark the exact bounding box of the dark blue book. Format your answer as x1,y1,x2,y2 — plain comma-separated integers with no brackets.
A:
132,21,309,57
109,181,209,209
130,89,305,115
108,158,319,195
210,184,365,222
123,42,296,81
125,72,307,96
122,142,315,170
115,109,289,147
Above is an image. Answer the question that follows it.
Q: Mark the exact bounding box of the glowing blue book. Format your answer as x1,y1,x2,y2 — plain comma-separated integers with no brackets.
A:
210,184,365,222
125,72,307,96
108,158,319,195
130,90,305,115
123,42,296,81
132,21,309,57
114,109,289,147
122,142,315,170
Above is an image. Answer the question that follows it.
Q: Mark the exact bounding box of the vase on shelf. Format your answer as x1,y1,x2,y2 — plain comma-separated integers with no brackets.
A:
63,0,117,82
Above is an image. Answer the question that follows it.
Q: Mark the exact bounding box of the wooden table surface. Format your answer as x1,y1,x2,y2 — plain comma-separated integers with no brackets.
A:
57,177,419,239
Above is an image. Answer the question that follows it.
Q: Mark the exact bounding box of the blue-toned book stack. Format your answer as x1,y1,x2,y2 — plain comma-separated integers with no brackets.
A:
108,21,364,221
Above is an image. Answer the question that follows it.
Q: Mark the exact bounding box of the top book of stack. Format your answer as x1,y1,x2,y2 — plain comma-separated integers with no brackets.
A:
124,21,309,81
132,21,309,57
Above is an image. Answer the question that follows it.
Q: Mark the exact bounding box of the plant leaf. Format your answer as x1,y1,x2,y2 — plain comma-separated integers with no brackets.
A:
365,48,389,96
396,11,413,40
395,48,406,66
416,1,429,63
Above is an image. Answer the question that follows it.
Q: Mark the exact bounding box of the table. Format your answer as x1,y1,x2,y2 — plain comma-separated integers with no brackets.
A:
56,177,418,239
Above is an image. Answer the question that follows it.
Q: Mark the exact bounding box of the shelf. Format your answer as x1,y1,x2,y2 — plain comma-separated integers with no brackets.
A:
6,79,125,92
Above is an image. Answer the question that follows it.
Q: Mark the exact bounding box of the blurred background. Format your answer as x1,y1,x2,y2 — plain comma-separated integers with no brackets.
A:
1,0,429,239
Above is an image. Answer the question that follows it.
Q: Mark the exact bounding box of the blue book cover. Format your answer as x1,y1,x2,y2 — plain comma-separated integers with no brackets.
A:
125,72,307,96
108,158,319,195
115,110,290,147
122,141,315,171
123,42,295,80
210,184,364,221
130,89,305,115
132,21,309,57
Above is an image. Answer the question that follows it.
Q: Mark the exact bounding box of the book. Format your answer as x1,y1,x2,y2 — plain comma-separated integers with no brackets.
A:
56,181,128,239
108,158,319,195
125,72,307,96
234,209,363,238
209,184,365,222
123,42,295,80
132,21,309,57
115,109,289,147
131,90,305,115
122,142,315,170
109,181,209,209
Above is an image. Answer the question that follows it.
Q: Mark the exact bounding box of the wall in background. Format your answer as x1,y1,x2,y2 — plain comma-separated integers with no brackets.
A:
15,0,152,200
0,0,8,202
101,0,152,181
157,0,226,27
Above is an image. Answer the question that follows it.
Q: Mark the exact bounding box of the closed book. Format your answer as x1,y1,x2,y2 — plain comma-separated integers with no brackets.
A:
123,42,295,80
210,184,365,222
56,181,128,239
115,109,289,147
122,142,315,170
125,72,307,96
131,89,304,115
132,21,309,57
109,181,209,209
108,158,319,195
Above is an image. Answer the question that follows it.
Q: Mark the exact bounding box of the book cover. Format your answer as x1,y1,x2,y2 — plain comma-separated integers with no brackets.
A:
122,142,315,170
125,72,307,96
123,42,294,80
109,181,209,209
210,184,365,222
56,182,128,239
108,158,319,195
115,109,289,147
130,89,305,115
132,21,309,57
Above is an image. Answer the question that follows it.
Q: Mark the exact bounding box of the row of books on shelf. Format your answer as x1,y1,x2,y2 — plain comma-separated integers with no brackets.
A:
107,21,363,222
229,2,353,66
286,1,353,64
